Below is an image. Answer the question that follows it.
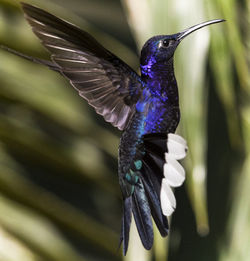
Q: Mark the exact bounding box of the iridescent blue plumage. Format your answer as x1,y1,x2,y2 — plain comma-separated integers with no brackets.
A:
118,36,182,252
2,3,225,255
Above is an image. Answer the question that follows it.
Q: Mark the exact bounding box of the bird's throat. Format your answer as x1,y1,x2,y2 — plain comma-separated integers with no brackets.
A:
141,57,179,106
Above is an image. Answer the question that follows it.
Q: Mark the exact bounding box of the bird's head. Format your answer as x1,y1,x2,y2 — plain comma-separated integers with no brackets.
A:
140,19,225,78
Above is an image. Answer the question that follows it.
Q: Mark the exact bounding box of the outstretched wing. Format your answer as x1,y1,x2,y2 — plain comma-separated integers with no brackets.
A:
21,3,142,130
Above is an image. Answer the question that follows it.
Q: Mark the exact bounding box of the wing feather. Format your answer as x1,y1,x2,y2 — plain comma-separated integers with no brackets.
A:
21,3,143,130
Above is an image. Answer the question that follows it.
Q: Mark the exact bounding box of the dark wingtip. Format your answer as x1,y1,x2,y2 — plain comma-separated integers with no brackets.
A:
20,2,34,8
20,2,32,10
20,2,38,20
20,2,45,18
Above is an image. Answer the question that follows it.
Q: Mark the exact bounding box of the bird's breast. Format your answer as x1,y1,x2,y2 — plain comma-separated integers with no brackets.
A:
135,94,180,135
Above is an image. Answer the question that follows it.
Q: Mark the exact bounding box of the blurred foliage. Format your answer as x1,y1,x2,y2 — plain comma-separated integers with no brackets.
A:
0,0,249,261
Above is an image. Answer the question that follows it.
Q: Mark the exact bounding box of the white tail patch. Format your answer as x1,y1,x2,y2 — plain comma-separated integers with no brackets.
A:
167,133,187,160
164,154,185,187
160,133,188,216
161,178,176,216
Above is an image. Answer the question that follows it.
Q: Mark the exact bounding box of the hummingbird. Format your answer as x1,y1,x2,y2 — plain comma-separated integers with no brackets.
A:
2,3,224,255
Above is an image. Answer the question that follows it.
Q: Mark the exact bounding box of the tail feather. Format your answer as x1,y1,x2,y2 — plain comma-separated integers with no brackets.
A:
142,133,187,218
132,181,153,250
120,197,132,255
141,165,169,237
142,152,163,194
120,132,187,254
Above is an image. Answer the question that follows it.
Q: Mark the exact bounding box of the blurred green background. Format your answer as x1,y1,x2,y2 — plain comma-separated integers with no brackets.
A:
0,0,249,260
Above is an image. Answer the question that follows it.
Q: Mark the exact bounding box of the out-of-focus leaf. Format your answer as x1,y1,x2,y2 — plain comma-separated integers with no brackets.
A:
0,226,39,261
0,146,118,255
0,194,86,261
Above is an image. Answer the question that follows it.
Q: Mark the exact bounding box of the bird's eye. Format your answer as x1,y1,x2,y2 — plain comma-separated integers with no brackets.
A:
162,39,170,47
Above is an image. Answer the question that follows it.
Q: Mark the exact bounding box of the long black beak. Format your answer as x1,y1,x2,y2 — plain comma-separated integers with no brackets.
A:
177,19,225,41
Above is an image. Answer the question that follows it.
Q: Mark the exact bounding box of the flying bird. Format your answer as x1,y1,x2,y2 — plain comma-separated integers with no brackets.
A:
1,3,224,254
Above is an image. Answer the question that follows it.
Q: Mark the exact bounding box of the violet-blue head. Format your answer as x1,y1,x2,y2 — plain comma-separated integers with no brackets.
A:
140,19,224,80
